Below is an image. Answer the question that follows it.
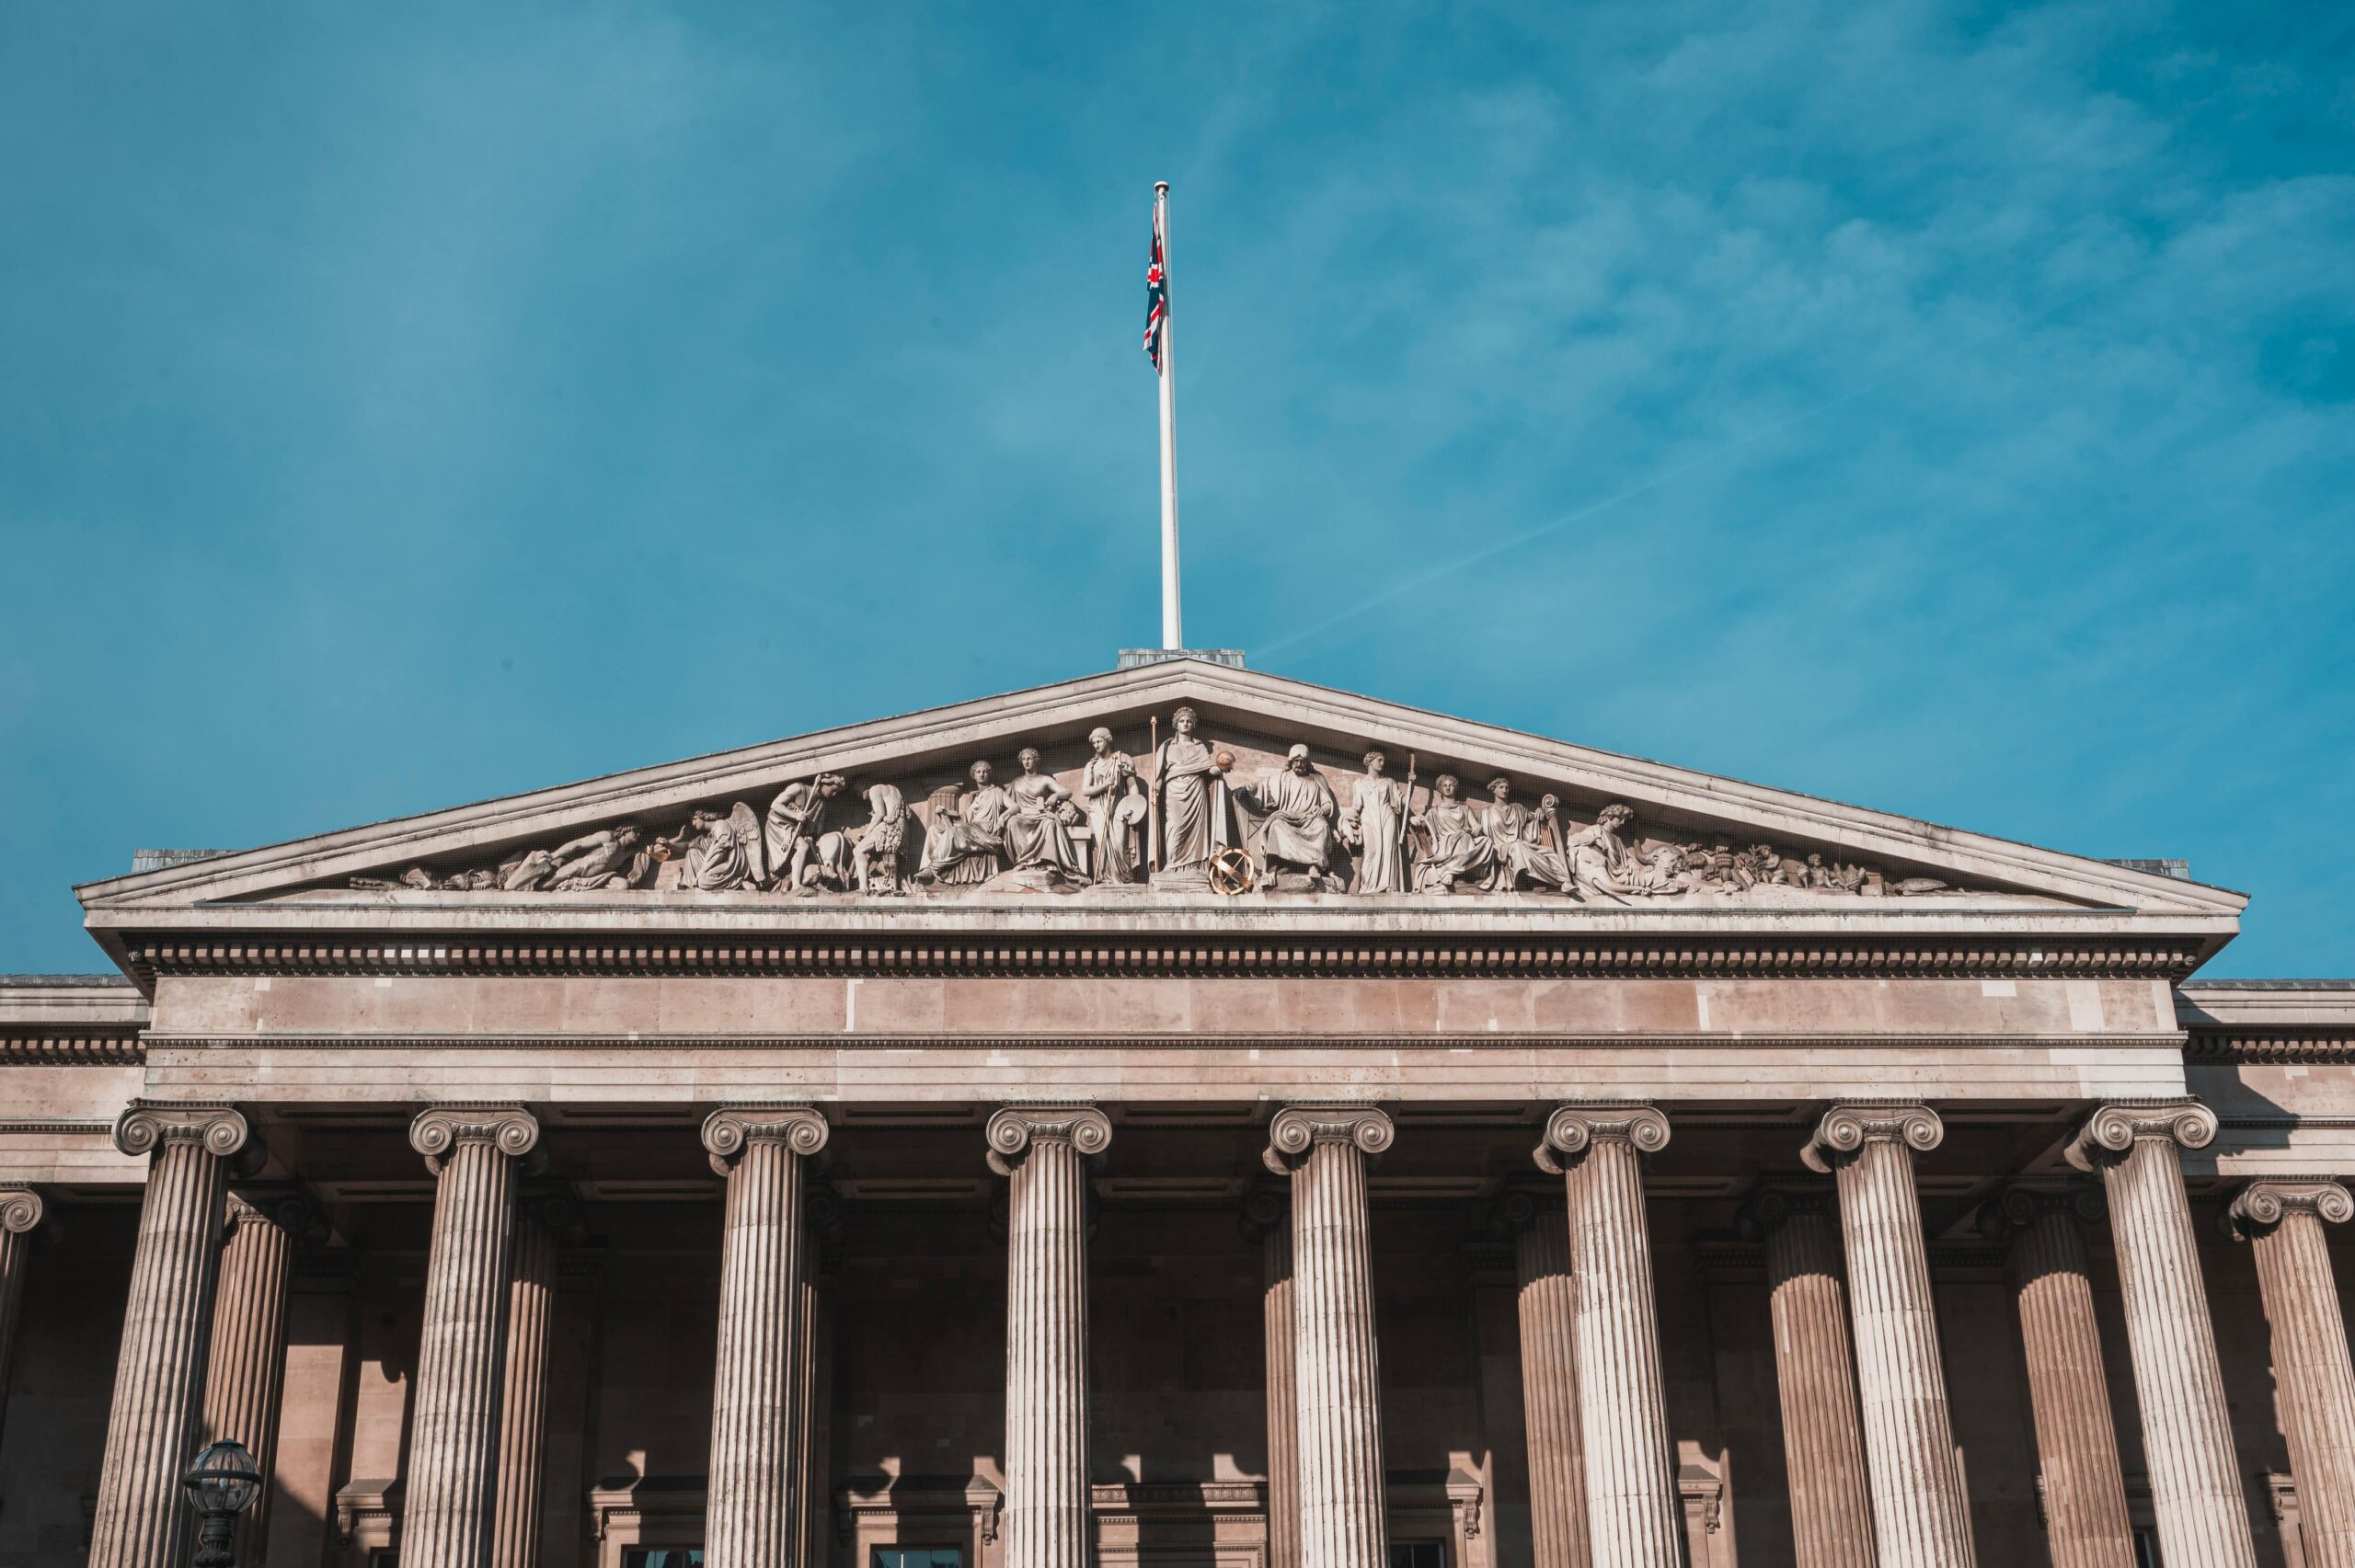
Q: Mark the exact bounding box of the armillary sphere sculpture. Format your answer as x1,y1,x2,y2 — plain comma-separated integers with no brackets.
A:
1208,847,1257,896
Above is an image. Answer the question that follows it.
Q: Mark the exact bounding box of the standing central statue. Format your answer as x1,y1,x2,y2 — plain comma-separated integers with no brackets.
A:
1148,705,1231,883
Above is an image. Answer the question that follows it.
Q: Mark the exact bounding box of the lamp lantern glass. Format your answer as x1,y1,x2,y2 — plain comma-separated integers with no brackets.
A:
182,1438,263,1565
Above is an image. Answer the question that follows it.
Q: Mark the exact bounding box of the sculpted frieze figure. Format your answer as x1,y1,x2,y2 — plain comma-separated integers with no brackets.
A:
1338,750,1407,894
1565,803,1691,900
917,761,1011,887
539,825,649,891
668,803,765,891
853,783,908,896
1149,706,1233,882
1479,779,1572,894
1234,744,1343,890
1410,773,1498,894
1004,749,1085,878
765,774,847,890
1077,728,1146,884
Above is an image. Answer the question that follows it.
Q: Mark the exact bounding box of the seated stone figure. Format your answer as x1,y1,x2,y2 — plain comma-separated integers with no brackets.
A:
1234,744,1342,890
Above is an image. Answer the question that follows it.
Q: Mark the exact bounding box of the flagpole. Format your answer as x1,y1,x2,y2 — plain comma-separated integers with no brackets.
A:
1155,180,1182,650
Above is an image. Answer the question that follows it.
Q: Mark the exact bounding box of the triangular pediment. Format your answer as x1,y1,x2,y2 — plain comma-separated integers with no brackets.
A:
80,661,2241,930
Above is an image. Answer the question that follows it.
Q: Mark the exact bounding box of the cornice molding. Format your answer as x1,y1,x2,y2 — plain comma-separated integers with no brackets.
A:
1534,1101,1671,1174
2186,1032,2355,1065
701,1104,830,1175
114,933,2209,985
1263,1104,1395,1174
112,1102,248,1161
1802,1102,1944,1173
2063,1099,2219,1173
984,1104,1112,1176
0,1032,145,1066
408,1104,540,1173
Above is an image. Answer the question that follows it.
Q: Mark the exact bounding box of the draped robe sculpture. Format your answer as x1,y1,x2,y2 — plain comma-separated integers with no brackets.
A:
1481,778,1572,893
1235,745,1342,887
1004,748,1084,877
918,761,1012,887
1078,728,1145,885
1150,706,1229,879
1411,773,1497,893
1338,750,1407,894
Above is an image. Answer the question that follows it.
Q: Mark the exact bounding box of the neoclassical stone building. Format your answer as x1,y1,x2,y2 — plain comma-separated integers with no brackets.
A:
2,658,2349,1568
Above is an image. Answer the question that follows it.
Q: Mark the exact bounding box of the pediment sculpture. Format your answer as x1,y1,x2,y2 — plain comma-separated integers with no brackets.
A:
346,707,1960,903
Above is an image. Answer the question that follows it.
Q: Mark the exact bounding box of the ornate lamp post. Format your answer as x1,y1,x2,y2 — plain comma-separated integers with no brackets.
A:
181,1438,263,1566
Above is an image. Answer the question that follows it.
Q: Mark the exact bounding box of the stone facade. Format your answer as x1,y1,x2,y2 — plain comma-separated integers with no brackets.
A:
0,661,2347,1568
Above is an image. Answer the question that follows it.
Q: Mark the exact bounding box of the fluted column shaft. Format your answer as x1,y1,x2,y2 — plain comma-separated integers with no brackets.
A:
1508,1194,1591,1568
89,1104,248,1568
0,1190,42,1466
1805,1104,1973,1568
203,1191,305,1562
404,1105,540,1568
2069,1104,2257,1568
1538,1104,1681,1568
1744,1192,1876,1568
1266,1106,1392,1568
992,1105,1112,1568
491,1205,559,1568
2234,1180,2355,1568
705,1106,830,1568
1993,1192,2135,1568
1247,1187,1304,1568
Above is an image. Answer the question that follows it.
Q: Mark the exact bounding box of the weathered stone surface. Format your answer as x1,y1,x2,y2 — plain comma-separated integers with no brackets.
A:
1268,1106,1393,1568
1537,1103,1681,1568
992,1104,1110,1568
1502,1190,1591,1568
2067,1102,2258,1568
403,1104,540,1568
201,1189,308,1562
1802,1104,1973,1568
1986,1187,2136,1568
2230,1179,2355,1568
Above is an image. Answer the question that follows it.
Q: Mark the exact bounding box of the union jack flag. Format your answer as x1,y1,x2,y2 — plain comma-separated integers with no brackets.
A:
1143,209,1167,370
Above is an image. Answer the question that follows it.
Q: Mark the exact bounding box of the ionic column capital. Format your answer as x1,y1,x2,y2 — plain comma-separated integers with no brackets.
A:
702,1104,831,1175
2063,1098,2217,1173
225,1185,327,1247
1262,1104,1392,1175
2226,1178,2354,1240
112,1101,249,1161
1801,1102,1941,1173
987,1104,1112,1176
1534,1101,1668,1175
1732,1185,1836,1241
409,1104,540,1173
0,1187,42,1234
1497,1186,1566,1232
1977,1182,2107,1240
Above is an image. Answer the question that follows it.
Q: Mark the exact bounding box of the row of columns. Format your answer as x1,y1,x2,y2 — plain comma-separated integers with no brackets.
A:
41,1095,2355,1568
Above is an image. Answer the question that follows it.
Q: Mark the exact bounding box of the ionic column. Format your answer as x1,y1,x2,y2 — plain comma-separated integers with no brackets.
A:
1500,1190,1591,1568
1737,1189,1876,1568
203,1189,316,1562
1801,1104,1974,1568
1243,1185,1302,1568
2229,1179,2355,1568
492,1190,573,1568
2064,1101,2257,1568
404,1104,542,1568
793,1181,843,1568
1535,1103,1680,1568
0,1189,46,1483
1264,1105,1393,1568
1981,1187,2134,1568
989,1104,1113,1568
88,1103,249,1568
704,1104,831,1568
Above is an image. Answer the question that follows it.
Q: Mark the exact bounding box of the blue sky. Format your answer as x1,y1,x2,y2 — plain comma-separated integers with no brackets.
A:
3,2,2349,976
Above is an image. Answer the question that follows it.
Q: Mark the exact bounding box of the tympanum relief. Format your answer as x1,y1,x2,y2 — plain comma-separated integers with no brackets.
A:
347,710,1965,903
